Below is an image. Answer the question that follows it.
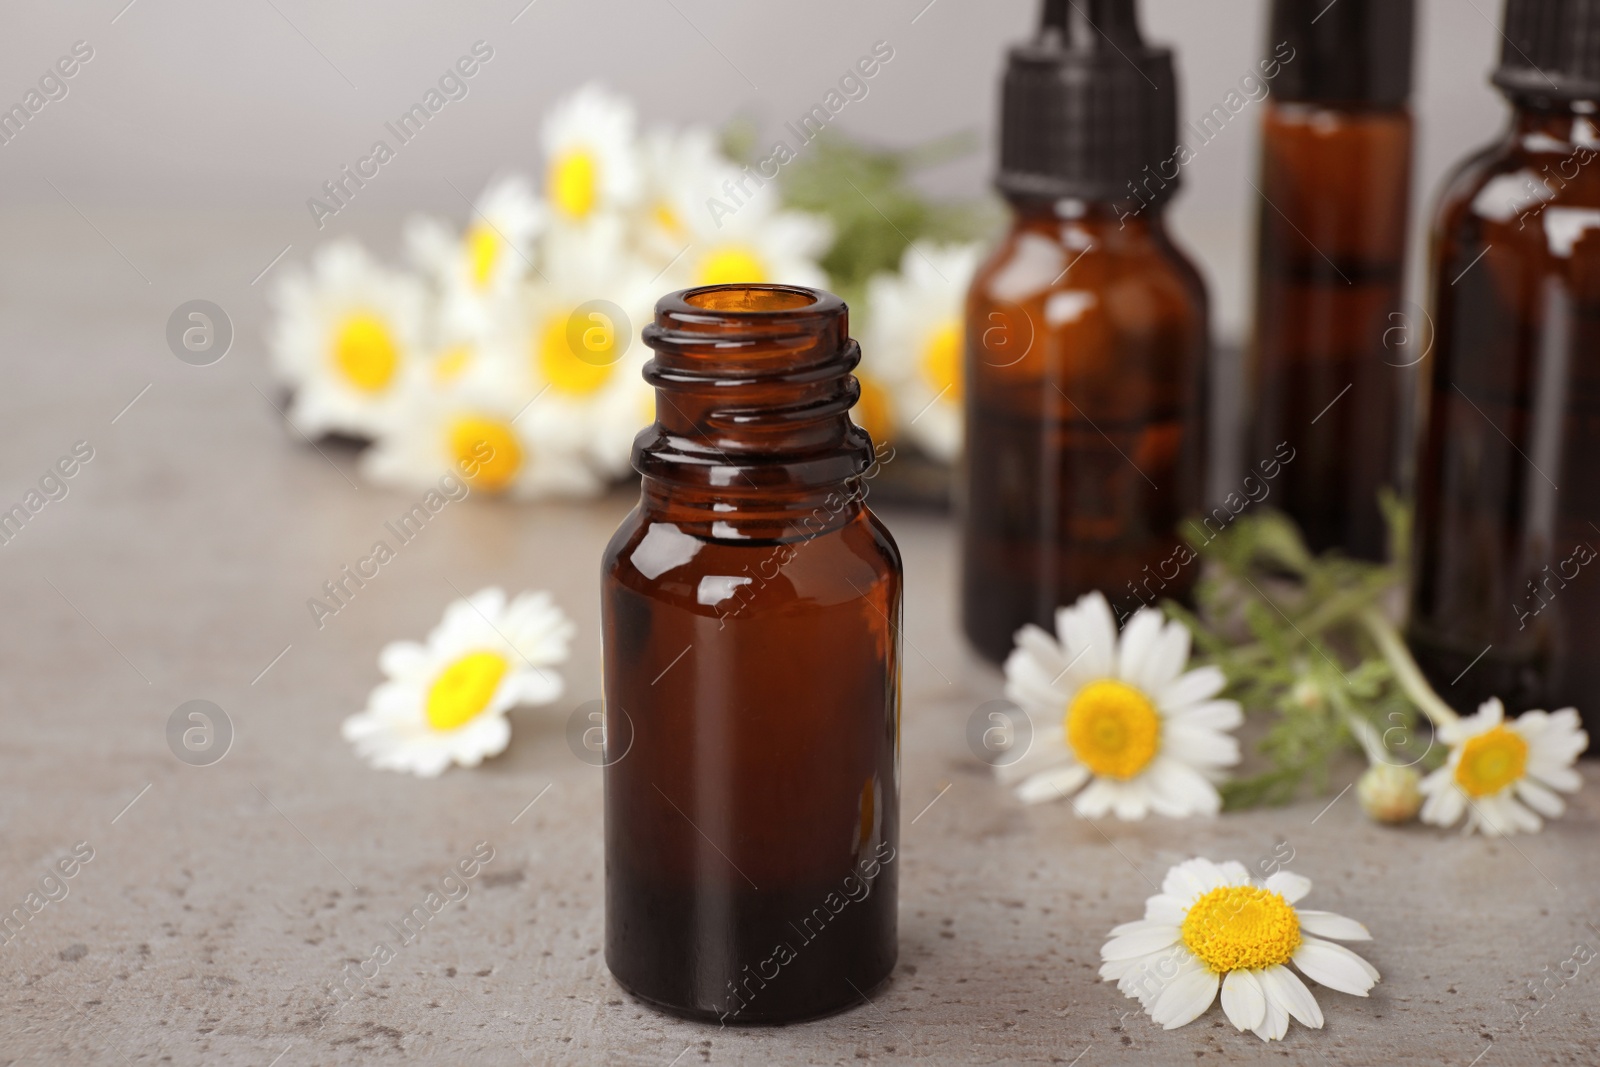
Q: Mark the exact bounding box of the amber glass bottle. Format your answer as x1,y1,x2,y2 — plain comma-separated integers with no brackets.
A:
1409,0,1600,737
601,286,902,1022
1248,0,1416,561
961,0,1209,663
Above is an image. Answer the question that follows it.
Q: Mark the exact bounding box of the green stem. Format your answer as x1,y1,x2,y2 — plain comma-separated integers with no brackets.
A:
1217,580,1389,667
1358,607,1460,727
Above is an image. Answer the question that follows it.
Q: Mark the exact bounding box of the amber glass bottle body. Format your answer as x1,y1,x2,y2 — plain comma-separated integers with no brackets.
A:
1409,104,1600,735
1248,101,1414,560
961,201,1209,664
602,286,902,1023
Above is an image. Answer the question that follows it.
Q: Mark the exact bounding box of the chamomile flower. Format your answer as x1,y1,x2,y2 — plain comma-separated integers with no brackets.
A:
360,376,603,500
995,592,1242,819
541,83,643,226
1418,698,1588,836
860,241,981,462
1100,858,1380,1041
651,155,832,290
342,588,574,777
406,175,545,339
498,218,655,480
268,240,428,439
636,124,735,264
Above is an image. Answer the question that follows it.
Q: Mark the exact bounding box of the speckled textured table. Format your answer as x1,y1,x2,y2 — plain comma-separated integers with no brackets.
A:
3,210,1598,1066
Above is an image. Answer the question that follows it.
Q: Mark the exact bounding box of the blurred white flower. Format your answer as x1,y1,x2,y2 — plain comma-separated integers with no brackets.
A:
643,140,831,291
997,591,1241,818
861,241,981,462
541,83,643,226
342,588,573,777
636,124,734,264
495,218,656,481
360,371,603,500
268,240,428,439
1418,697,1587,836
406,175,545,340
1101,858,1379,1041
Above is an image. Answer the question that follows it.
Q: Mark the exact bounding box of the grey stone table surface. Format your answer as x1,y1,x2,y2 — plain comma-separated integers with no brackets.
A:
2,208,1598,1066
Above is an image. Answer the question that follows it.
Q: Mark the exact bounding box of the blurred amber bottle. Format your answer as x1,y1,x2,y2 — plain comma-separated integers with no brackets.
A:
601,286,902,1022
1247,0,1416,561
961,0,1209,663
1409,0,1600,737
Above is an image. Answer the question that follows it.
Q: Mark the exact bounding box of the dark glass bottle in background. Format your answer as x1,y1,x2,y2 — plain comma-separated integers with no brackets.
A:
1408,0,1600,739
602,286,902,1022
1247,0,1416,561
961,0,1209,664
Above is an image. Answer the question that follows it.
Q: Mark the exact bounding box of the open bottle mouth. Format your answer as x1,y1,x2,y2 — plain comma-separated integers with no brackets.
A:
682,285,820,313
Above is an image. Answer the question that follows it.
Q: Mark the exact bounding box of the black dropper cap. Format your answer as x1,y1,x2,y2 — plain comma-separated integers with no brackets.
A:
1269,0,1416,107
1493,0,1600,103
996,0,1180,206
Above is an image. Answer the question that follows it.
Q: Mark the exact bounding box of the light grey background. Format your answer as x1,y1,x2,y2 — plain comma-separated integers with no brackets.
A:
0,0,1502,340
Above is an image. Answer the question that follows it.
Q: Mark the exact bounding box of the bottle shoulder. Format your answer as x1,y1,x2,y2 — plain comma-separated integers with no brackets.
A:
1435,132,1600,236
602,500,900,619
966,214,1207,376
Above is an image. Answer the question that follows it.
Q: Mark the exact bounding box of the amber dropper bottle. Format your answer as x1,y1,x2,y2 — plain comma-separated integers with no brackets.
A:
601,286,902,1022
1408,0,1600,739
961,0,1209,663
1247,0,1416,561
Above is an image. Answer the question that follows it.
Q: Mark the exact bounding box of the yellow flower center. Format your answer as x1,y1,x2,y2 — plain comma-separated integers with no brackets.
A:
1182,886,1302,973
548,149,598,219
1065,679,1161,780
466,223,501,289
1454,724,1529,798
425,651,509,731
448,415,522,492
331,313,399,394
434,344,473,385
537,315,615,396
653,200,683,236
853,371,895,445
698,246,767,286
920,318,963,402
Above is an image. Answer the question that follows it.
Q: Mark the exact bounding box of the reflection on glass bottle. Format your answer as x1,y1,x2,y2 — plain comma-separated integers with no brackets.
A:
1409,0,1600,739
961,0,1209,663
601,286,902,1022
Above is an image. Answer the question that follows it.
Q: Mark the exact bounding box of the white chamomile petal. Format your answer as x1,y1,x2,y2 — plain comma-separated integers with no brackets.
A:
1013,762,1090,805
1151,964,1220,1030
342,588,573,777
1115,608,1165,684
1260,964,1324,1029
993,724,1070,787
1101,925,1183,961
1256,987,1290,1041
995,592,1241,819
1295,910,1371,942
1221,969,1267,1032
1292,937,1379,996
1263,870,1311,904
1157,664,1227,710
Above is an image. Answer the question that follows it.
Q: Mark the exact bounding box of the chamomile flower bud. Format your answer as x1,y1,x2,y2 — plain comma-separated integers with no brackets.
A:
1356,762,1422,825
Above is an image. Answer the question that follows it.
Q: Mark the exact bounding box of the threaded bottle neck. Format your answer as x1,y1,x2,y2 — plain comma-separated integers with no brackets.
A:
634,285,876,540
